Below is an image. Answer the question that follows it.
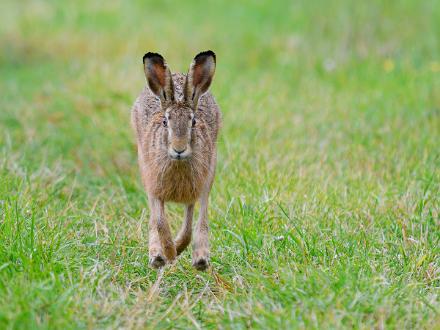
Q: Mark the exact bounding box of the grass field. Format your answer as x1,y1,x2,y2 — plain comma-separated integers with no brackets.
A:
1,0,439,328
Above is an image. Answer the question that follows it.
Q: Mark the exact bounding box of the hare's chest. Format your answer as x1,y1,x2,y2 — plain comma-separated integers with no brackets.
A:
147,163,205,203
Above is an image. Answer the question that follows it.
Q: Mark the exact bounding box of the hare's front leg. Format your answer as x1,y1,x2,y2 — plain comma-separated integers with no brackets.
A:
148,195,177,265
175,204,194,255
148,210,165,269
192,191,210,271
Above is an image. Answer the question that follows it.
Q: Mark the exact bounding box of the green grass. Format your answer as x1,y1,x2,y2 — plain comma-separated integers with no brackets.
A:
0,0,439,328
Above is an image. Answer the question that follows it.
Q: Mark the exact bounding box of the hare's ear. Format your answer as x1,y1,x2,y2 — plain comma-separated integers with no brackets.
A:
184,50,216,110
143,52,175,107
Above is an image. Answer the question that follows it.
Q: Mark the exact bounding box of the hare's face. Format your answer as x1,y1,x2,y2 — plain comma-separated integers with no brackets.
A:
164,104,195,160
143,51,216,161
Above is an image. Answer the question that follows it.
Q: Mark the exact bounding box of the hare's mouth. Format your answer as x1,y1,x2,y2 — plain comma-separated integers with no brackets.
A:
170,154,190,161
169,147,192,160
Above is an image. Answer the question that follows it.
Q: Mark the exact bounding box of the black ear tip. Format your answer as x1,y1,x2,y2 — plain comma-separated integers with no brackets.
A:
195,50,216,63
143,52,164,64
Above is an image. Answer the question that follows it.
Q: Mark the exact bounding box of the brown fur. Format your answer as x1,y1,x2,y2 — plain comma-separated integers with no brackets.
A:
131,51,220,270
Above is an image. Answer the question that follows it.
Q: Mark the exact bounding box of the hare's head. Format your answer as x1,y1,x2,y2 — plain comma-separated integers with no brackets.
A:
143,51,216,160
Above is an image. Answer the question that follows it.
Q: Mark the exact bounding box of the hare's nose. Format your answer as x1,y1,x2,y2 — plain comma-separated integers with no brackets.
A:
173,148,186,155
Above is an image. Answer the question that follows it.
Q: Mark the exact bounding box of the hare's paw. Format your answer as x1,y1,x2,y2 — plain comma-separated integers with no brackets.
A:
149,248,166,269
192,250,210,271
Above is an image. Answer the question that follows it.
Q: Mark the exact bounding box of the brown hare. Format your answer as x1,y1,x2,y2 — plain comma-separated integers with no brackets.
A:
131,51,221,270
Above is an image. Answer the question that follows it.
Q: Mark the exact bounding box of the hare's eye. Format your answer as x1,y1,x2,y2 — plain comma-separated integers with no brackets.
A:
192,118,196,127
162,118,167,127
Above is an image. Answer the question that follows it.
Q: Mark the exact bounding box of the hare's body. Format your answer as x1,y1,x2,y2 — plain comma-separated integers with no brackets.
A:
132,73,220,203
131,51,220,270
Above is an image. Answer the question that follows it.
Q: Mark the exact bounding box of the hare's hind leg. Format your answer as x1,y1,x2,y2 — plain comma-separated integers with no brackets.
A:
148,195,177,267
175,204,194,255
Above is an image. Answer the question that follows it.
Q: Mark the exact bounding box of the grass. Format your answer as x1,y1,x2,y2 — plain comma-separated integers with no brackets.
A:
0,0,439,328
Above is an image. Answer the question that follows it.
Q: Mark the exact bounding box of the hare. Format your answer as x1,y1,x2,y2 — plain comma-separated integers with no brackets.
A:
131,51,221,270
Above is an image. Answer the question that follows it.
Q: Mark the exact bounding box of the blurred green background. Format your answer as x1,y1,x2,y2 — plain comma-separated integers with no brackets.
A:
0,0,439,329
